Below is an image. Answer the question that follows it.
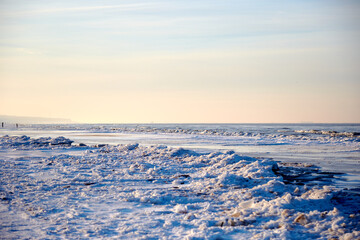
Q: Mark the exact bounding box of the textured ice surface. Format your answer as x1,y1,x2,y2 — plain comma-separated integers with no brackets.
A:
2,124,359,187
0,135,359,239
0,135,73,149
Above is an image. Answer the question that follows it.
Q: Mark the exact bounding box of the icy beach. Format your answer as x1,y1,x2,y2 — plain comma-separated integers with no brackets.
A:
1,124,360,239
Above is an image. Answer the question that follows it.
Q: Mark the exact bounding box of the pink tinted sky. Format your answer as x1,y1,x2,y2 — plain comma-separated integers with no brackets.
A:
0,0,359,123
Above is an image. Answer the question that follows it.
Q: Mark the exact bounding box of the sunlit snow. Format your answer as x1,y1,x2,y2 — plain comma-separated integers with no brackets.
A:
1,133,359,239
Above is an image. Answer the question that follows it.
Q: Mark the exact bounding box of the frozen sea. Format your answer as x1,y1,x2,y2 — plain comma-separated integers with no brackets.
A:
2,123,359,190
0,123,359,239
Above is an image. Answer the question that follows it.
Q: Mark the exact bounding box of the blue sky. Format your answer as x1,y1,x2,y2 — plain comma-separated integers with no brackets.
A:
0,0,359,123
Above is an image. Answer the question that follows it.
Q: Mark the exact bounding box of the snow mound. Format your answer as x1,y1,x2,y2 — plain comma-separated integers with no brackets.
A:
0,135,73,149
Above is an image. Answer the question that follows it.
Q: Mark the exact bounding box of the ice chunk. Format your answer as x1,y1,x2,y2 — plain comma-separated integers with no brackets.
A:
50,136,73,146
173,204,188,214
170,148,199,157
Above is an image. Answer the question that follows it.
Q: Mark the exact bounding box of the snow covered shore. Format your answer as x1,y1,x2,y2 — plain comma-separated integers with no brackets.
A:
0,135,359,239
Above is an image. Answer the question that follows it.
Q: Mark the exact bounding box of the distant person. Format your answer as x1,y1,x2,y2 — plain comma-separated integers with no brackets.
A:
1,122,3,128
16,123,18,128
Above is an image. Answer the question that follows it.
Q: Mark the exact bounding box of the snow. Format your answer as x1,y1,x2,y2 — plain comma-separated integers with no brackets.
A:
0,135,359,239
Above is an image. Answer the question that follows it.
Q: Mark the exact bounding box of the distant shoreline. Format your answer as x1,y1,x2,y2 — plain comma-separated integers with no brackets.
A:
0,115,73,124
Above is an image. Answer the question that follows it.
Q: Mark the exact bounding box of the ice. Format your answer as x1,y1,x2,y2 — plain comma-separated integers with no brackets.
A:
0,135,74,149
0,135,359,239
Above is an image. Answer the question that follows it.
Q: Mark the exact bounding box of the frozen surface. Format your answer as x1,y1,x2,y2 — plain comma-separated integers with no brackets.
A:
0,135,360,239
1,123,359,188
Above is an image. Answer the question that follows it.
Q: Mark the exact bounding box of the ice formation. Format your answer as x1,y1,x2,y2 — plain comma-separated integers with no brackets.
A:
0,135,359,239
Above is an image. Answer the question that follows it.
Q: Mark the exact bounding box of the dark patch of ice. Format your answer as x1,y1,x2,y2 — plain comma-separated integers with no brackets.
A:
170,148,199,157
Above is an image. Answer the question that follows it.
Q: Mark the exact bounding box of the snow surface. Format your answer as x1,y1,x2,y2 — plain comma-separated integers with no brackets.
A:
1,135,359,239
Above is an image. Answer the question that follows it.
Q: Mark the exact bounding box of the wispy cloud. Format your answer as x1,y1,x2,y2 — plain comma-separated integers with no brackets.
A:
36,3,160,13
0,46,43,56
1,2,162,17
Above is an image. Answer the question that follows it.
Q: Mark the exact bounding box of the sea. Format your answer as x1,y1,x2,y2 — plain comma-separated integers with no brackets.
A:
1,123,359,191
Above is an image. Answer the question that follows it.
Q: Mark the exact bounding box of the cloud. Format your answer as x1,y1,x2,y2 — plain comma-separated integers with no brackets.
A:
0,2,162,18
14,47,41,55
35,3,160,13
0,46,42,56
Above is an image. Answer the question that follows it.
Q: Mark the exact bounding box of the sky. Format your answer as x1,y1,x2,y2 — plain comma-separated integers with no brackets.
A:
0,0,359,123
